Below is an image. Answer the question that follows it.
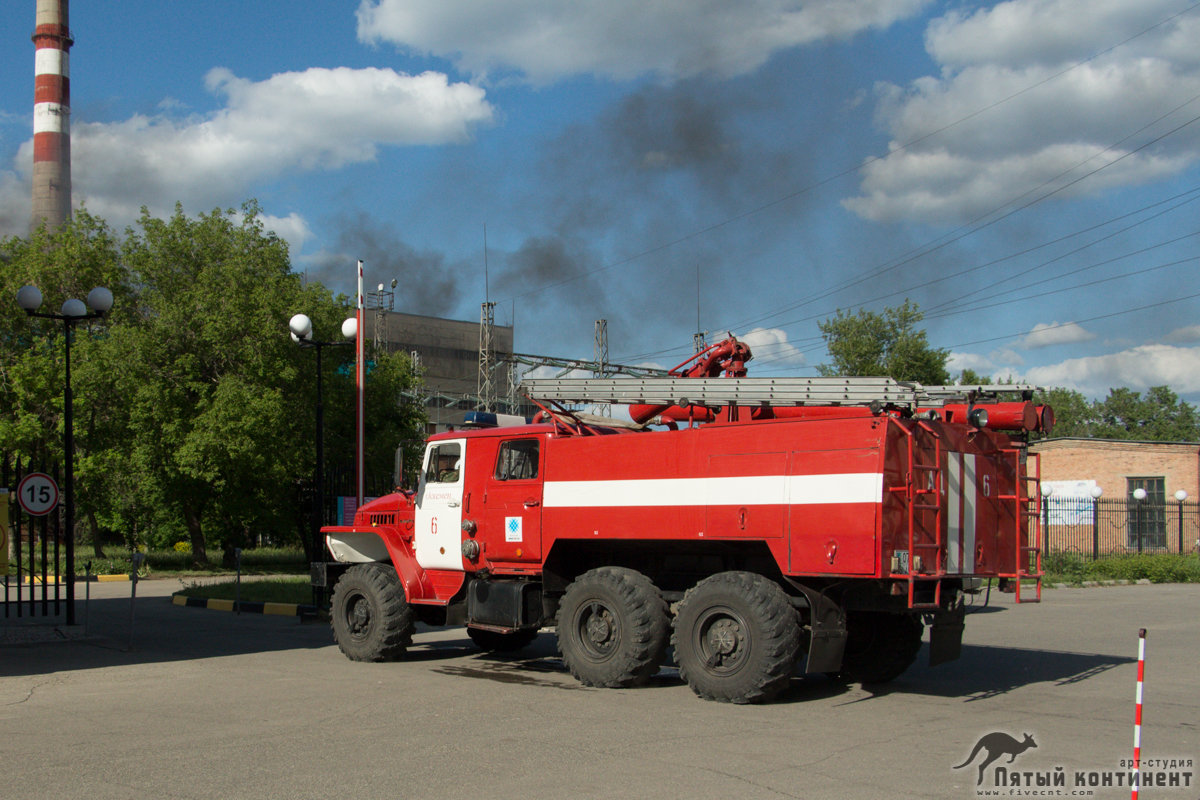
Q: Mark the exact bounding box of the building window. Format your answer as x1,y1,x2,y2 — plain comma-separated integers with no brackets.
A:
1126,476,1166,549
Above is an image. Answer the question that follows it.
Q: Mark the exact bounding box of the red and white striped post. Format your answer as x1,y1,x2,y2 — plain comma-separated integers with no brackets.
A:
1131,628,1146,800
355,259,365,507
31,0,73,231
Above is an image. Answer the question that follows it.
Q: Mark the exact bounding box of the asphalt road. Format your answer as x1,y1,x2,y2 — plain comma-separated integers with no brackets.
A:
1,579,1197,800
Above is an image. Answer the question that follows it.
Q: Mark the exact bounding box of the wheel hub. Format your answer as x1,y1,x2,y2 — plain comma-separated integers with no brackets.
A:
584,604,614,645
348,596,371,634
707,619,741,655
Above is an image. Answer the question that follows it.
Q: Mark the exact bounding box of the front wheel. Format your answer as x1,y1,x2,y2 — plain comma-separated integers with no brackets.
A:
673,572,800,704
557,567,670,688
330,563,415,662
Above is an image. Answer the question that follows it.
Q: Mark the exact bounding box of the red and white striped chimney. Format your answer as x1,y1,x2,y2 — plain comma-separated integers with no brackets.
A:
31,0,73,232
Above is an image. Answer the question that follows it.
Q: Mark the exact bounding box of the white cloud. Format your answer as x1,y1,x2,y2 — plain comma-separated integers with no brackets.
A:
356,0,930,84
1165,324,1200,343
259,212,315,258
739,327,807,366
1024,344,1200,397
1018,321,1096,349
948,347,1026,380
947,350,995,374
1,66,494,239
845,0,1200,223
0,169,28,234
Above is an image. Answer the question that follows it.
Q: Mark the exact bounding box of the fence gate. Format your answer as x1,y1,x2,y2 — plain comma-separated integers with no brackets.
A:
3,455,73,623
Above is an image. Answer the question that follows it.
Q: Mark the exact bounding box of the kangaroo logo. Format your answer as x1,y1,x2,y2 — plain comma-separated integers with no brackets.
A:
954,732,1038,785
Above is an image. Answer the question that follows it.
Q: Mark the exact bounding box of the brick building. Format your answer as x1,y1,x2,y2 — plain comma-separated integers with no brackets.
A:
1031,438,1199,502
1030,438,1200,554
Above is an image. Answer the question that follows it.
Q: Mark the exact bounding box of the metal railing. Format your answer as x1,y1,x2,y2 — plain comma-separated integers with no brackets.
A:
1043,497,1199,559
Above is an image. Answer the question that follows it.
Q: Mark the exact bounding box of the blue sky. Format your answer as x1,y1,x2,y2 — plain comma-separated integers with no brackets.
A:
3,0,1199,400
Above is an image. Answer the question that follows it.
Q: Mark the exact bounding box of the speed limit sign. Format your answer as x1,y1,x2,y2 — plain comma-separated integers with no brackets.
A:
17,472,59,516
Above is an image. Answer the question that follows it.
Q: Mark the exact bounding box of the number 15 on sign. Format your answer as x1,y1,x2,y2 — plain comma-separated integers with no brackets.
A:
17,472,59,516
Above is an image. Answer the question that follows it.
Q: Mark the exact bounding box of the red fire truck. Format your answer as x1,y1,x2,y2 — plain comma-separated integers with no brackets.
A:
316,338,1050,703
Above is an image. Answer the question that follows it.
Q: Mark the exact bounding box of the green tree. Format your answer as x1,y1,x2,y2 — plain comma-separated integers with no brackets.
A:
1032,385,1199,442
1034,387,1094,438
0,211,134,555
818,300,950,384
957,368,991,385
4,204,426,566
1092,386,1199,442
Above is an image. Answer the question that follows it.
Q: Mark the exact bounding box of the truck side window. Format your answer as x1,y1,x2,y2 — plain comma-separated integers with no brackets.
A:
495,439,539,481
425,443,462,484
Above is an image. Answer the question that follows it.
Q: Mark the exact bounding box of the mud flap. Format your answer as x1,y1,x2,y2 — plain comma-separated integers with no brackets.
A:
928,596,966,667
791,582,847,674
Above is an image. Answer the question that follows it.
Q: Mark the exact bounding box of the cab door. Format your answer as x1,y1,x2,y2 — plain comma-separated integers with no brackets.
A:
414,438,467,570
479,437,543,564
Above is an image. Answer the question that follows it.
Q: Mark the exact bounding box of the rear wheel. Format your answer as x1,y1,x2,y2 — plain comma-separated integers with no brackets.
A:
836,611,923,684
673,571,800,704
468,627,540,652
557,567,670,688
330,563,415,662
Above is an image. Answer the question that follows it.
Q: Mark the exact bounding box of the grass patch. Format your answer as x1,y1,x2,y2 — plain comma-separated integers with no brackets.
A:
1043,552,1200,585
10,547,308,578
175,576,313,605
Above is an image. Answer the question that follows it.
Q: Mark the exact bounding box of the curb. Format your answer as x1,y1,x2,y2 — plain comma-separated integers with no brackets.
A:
1048,578,1155,589
2,574,130,584
171,593,319,618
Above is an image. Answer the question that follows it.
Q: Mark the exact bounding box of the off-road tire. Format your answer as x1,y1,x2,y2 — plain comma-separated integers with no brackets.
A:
330,563,415,662
557,567,670,688
836,611,923,684
468,627,540,652
673,571,801,704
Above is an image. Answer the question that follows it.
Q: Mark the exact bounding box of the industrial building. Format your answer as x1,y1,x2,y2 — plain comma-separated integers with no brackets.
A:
363,307,520,432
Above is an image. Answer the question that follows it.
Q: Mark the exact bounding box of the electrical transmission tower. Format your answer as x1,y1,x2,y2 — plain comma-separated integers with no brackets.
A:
366,279,396,352
593,319,611,416
478,301,496,411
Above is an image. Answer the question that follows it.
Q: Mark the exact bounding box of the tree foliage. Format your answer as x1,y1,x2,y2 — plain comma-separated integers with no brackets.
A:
2,204,425,564
1036,385,1200,442
818,300,950,385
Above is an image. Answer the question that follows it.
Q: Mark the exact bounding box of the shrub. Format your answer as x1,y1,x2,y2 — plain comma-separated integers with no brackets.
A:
1043,551,1089,583
1045,552,1200,584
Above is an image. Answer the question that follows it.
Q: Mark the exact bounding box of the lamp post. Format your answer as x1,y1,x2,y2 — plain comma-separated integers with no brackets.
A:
1132,487,1147,555
1174,489,1188,554
1090,485,1103,560
289,313,355,598
17,284,113,626
1040,483,1053,553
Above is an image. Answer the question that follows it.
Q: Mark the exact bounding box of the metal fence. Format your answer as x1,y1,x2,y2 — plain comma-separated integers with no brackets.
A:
2,455,72,621
1043,497,1200,559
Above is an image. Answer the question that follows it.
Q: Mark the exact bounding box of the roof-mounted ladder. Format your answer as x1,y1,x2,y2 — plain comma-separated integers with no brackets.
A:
523,376,1039,411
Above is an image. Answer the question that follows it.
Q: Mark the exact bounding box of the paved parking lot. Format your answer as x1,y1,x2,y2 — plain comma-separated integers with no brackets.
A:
2,579,1197,799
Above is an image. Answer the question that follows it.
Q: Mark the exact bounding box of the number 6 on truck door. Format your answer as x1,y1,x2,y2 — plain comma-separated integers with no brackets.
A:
414,439,466,570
